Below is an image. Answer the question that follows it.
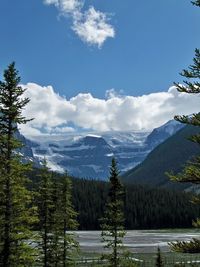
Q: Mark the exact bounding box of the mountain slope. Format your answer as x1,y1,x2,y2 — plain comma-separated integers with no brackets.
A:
15,130,40,166
145,120,184,148
123,125,200,189
28,120,183,179
30,132,151,178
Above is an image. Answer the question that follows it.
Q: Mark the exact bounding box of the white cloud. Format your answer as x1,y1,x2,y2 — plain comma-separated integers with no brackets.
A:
20,83,200,137
44,0,58,5
73,7,115,48
105,88,124,99
44,0,83,14
48,126,75,134
43,0,115,47
20,83,76,136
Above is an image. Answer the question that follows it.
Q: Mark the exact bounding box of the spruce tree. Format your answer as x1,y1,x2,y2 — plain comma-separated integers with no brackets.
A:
37,166,79,267
59,175,79,267
0,62,38,266
100,158,126,267
50,174,79,267
168,1,200,253
37,160,54,267
50,176,62,267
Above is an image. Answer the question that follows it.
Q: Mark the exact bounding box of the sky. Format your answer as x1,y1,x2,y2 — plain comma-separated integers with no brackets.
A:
0,0,200,136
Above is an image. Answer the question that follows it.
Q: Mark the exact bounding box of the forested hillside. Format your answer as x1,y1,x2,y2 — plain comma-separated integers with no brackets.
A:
28,170,200,230
123,125,200,189
71,178,199,230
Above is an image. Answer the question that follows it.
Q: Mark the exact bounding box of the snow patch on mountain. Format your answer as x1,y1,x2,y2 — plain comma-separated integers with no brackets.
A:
156,120,183,135
23,120,184,179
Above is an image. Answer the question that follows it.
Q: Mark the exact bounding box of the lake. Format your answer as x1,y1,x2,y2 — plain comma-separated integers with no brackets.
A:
75,229,200,253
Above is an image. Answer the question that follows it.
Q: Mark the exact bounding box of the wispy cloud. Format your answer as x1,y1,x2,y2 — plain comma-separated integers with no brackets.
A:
20,83,200,137
44,0,83,13
43,0,115,47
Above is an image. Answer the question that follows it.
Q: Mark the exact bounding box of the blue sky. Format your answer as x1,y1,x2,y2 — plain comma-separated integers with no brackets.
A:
0,0,200,136
0,0,199,98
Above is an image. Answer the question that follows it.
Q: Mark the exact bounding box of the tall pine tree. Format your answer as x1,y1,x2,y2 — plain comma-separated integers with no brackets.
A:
168,1,200,253
100,158,126,267
49,176,62,267
37,160,54,267
37,166,79,267
50,174,79,267
59,175,79,267
0,62,38,266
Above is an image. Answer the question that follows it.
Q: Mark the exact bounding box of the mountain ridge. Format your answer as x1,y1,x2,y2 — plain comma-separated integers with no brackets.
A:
21,120,183,179
122,125,200,189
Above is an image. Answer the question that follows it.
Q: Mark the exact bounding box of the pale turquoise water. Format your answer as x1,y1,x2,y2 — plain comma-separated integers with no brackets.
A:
74,229,200,253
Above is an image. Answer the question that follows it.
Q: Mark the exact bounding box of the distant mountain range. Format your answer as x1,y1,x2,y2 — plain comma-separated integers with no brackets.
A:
21,120,184,180
123,125,200,189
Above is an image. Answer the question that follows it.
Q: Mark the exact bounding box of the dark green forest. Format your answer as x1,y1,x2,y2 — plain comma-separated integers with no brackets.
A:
29,169,200,230
69,177,200,230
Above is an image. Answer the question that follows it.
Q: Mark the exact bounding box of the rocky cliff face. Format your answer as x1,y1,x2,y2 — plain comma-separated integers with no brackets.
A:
15,130,40,166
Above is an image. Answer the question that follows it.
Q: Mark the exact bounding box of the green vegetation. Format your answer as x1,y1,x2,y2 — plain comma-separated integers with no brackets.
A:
123,125,199,189
50,251,200,267
100,159,126,267
71,178,200,230
0,62,38,266
37,160,55,266
167,0,200,255
36,161,79,266
0,63,79,266
58,174,79,266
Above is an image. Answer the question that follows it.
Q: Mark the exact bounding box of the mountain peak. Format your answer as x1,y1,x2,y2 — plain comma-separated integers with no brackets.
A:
145,120,184,148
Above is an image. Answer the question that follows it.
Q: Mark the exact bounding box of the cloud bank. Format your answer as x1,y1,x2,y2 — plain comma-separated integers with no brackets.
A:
20,82,200,137
43,0,115,47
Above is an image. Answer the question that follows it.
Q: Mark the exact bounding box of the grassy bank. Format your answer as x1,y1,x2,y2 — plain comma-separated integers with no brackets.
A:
70,251,200,267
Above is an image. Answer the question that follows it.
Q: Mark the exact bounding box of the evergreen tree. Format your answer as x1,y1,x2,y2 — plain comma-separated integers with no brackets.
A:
59,175,79,267
37,168,79,267
50,176,62,267
70,178,198,230
168,1,200,253
37,160,54,267
50,174,79,267
100,158,126,267
155,247,164,267
0,62,38,266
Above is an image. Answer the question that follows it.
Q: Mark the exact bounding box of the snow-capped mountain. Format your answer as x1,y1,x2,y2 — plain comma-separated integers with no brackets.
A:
24,120,184,180
30,132,150,178
145,120,184,148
